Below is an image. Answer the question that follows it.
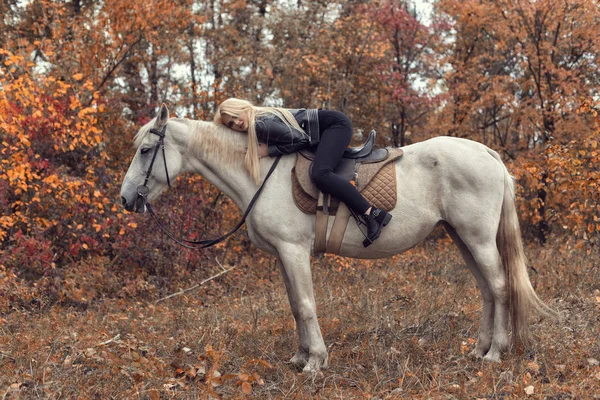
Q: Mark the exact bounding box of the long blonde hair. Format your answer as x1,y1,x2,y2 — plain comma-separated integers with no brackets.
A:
214,98,306,184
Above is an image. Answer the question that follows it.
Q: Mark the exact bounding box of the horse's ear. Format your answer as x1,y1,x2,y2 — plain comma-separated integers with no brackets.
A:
156,104,169,128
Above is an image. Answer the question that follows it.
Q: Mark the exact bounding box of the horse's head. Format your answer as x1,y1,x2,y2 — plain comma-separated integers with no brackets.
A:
120,104,188,213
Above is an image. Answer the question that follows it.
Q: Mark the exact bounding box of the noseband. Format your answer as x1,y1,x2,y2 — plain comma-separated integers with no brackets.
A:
137,124,171,201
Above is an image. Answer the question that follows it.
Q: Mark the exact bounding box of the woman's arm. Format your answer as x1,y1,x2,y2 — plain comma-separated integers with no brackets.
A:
258,143,269,158
256,118,310,157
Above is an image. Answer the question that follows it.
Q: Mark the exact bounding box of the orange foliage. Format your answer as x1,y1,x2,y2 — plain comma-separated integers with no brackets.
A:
0,49,107,244
543,102,599,245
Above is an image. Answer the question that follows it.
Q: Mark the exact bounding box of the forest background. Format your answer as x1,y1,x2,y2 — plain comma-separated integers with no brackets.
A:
0,0,599,398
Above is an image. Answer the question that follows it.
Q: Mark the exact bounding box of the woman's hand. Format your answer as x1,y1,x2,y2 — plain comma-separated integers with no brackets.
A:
257,143,269,158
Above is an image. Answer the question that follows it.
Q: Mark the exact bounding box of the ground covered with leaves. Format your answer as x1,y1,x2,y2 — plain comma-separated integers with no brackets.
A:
1,238,598,399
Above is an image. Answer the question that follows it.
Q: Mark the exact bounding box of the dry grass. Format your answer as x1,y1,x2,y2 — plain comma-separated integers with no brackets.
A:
1,238,599,399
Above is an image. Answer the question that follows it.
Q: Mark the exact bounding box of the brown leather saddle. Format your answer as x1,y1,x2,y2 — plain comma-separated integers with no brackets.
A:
291,130,403,255
291,130,403,215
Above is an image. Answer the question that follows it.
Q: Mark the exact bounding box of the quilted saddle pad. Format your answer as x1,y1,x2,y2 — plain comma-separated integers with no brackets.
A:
291,148,403,215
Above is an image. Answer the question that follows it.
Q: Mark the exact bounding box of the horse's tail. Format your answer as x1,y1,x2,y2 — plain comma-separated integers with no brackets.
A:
491,150,557,345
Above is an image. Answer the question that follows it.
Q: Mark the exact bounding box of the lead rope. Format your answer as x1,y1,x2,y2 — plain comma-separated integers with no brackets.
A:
146,155,283,249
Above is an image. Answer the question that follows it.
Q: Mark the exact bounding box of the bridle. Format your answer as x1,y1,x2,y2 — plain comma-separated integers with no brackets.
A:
137,124,170,201
135,122,282,249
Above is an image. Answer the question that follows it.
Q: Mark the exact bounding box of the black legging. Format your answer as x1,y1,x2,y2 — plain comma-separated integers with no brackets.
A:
310,110,370,214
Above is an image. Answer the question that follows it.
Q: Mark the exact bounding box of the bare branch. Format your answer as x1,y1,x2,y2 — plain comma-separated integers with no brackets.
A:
155,265,237,304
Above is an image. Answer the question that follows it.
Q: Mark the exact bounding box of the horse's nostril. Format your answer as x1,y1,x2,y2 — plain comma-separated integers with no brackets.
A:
121,196,127,207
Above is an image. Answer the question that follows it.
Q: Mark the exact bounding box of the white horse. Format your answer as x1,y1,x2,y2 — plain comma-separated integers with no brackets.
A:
120,105,555,372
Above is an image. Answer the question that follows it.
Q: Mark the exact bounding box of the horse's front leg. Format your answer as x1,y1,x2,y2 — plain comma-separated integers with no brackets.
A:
276,244,328,373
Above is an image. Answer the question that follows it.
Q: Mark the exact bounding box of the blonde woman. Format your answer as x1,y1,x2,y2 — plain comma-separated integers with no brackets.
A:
214,98,392,247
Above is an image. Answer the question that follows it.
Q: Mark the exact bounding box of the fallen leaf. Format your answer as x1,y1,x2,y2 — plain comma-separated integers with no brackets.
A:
211,370,222,387
253,372,265,385
527,361,540,373
241,381,252,395
239,373,249,382
448,384,461,392
524,385,535,395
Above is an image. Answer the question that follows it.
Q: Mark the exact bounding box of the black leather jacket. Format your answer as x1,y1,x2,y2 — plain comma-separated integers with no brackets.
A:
255,109,320,157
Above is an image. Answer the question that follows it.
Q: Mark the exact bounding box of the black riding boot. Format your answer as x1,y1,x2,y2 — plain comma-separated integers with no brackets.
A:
361,208,392,247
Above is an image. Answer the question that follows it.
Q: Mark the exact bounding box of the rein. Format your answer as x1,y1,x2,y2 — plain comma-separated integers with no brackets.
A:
137,124,282,249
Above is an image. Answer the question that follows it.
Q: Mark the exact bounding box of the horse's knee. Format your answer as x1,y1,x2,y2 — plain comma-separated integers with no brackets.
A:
293,298,317,322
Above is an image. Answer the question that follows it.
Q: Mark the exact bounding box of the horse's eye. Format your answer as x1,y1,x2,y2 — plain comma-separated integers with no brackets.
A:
140,148,151,155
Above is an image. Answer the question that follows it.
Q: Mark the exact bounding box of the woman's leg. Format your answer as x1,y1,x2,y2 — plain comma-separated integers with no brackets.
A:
310,110,392,247
310,110,370,214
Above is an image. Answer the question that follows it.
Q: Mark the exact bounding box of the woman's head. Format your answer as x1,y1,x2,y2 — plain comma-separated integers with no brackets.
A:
214,98,255,132
219,111,250,132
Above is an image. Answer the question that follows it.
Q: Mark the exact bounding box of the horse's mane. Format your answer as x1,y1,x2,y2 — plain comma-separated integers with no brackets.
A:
132,118,247,169
186,119,247,169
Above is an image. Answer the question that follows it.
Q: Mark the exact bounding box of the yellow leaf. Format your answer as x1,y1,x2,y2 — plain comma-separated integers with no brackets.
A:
128,222,137,228
73,73,84,81
82,243,89,249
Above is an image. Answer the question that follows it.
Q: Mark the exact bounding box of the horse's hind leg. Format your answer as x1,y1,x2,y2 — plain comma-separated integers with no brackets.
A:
276,244,328,373
455,227,510,362
470,243,509,362
445,224,495,358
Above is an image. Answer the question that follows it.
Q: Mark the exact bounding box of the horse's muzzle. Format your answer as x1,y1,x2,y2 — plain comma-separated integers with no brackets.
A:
121,196,145,213
121,185,149,213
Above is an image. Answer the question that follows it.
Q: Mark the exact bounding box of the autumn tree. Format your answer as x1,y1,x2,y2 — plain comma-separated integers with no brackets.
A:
433,0,600,243
371,0,444,147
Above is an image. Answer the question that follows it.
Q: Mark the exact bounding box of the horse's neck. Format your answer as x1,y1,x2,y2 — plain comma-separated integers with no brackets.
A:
214,166,257,209
181,121,261,211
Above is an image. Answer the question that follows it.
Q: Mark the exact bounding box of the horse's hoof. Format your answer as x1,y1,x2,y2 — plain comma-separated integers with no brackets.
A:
302,363,325,376
483,351,501,363
295,354,329,374
290,351,309,369
469,349,486,359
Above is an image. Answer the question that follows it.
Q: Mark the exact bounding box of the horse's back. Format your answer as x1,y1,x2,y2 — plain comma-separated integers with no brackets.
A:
394,136,505,189
398,136,499,162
